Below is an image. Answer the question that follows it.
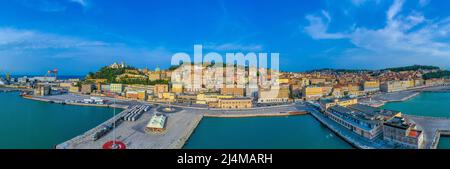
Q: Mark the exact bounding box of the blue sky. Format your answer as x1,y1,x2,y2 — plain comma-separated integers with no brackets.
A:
0,0,449,75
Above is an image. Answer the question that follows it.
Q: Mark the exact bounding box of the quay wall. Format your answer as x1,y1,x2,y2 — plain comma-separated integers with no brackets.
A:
23,96,128,109
56,108,129,149
205,112,308,118
176,115,204,149
308,110,369,149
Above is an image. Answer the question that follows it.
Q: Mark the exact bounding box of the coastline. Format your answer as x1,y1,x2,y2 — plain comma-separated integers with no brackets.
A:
7,84,450,149
360,85,450,107
23,95,128,109
18,93,304,149
204,111,308,118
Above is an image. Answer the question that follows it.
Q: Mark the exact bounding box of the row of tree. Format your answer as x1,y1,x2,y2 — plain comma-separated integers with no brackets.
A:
85,66,168,85
423,71,450,80
383,65,440,72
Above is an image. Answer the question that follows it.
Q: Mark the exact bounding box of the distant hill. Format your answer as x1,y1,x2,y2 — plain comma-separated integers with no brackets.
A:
307,68,370,73
85,66,169,85
382,65,440,72
86,66,137,83
423,70,450,80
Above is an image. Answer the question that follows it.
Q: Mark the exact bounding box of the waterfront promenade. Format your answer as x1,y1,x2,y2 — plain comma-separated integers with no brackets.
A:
358,91,420,107
33,88,450,149
358,85,450,107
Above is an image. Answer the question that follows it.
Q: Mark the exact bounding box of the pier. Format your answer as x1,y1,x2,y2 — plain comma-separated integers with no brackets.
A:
57,105,204,149
303,102,450,149
204,105,304,118
304,105,391,149
405,115,450,149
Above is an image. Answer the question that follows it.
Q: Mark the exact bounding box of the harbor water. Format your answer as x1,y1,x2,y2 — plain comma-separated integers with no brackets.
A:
184,115,354,149
0,92,114,149
383,92,450,149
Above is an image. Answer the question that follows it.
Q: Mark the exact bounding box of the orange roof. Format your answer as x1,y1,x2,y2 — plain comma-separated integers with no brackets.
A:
408,130,419,137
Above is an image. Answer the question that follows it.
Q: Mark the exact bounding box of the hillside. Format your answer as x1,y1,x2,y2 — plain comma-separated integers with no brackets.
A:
382,65,440,72
423,70,450,80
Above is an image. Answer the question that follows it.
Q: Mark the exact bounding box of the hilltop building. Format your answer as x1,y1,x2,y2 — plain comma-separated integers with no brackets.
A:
109,62,126,69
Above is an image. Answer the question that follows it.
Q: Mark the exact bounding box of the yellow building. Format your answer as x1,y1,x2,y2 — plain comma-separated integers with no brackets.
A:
157,92,176,101
258,85,290,103
363,81,380,92
310,78,326,85
302,86,323,100
59,82,73,88
320,98,358,110
196,93,233,104
213,98,253,109
138,90,147,100
154,84,169,95
348,84,361,92
277,78,290,84
405,80,415,88
148,72,161,81
381,80,414,93
220,86,245,97
69,86,80,93
171,83,183,94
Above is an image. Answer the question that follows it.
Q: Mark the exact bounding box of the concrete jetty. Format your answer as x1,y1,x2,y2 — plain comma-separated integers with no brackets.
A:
405,115,450,149
204,105,304,118
57,106,204,149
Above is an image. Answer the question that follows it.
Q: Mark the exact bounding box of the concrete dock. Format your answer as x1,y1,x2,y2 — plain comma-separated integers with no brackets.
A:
35,92,450,149
205,105,303,118
405,115,450,149
57,106,204,149
358,91,420,107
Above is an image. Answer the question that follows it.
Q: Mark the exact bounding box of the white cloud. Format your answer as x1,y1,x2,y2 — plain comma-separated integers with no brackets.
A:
387,0,404,21
419,0,430,7
0,27,173,74
350,0,381,6
351,0,367,6
321,10,331,22
204,43,263,51
0,28,107,50
303,13,345,40
70,0,88,7
303,0,450,68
